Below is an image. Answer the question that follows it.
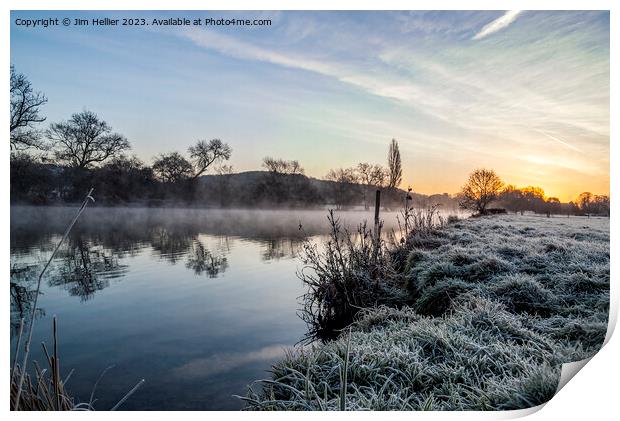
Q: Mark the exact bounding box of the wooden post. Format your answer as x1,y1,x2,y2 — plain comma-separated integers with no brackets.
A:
374,190,381,234
373,190,381,281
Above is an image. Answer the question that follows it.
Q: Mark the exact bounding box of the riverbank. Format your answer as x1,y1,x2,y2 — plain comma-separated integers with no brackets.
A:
242,214,610,410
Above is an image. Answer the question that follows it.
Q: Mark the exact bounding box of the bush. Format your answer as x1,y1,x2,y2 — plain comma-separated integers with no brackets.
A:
298,211,404,341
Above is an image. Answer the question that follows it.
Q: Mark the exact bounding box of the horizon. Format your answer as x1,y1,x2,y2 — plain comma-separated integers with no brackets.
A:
10,10,610,202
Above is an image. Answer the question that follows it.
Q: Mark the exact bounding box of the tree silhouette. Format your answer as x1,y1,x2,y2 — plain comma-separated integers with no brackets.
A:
357,162,388,209
459,168,503,214
262,157,304,175
387,138,402,189
152,152,193,183
47,110,130,168
325,167,359,209
10,66,48,150
188,139,232,179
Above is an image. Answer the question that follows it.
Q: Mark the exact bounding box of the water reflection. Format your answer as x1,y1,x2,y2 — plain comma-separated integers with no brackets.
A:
48,238,128,301
171,344,288,380
9,206,409,338
150,226,194,264
10,265,44,335
186,239,229,277
261,238,304,261
9,206,444,409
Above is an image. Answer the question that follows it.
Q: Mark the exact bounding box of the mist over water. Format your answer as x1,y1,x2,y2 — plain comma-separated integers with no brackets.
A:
10,206,462,410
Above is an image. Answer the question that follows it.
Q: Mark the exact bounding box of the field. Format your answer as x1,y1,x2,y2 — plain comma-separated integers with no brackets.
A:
242,214,610,410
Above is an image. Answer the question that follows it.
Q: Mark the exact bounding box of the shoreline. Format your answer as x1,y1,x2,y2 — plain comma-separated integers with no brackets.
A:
242,214,610,410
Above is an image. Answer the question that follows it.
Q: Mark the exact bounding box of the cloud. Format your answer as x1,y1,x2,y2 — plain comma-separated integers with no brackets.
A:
177,14,607,178
472,11,522,40
180,28,466,126
182,28,335,75
535,129,583,152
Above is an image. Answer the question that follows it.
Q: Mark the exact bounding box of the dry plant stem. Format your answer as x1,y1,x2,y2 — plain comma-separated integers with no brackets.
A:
13,188,94,410
89,365,115,407
11,319,25,385
53,317,61,410
110,379,145,411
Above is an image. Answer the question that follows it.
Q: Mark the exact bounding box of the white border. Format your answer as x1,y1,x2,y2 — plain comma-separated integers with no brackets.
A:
3,1,617,420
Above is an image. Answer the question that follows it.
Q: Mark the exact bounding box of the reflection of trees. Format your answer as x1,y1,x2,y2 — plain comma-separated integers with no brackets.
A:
260,238,303,262
185,238,228,277
10,265,44,336
73,226,148,259
48,239,127,301
12,209,361,298
150,226,193,264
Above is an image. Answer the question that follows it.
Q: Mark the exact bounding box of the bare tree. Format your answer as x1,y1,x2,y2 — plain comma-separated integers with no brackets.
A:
521,186,546,213
592,194,610,216
575,192,609,216
262,157,285,173
262,157,305,175
499,184,526,214
47,110,130,169
152,152,193,183
216,164,234,176
326,167,359,184
576,192,593,214
459,168,504,214
10,66,48,150
288,160,304,175
188,139,232,179
387,138,402,189
214,164,234,206
325,167,359,209
546,197,562,215
357,162,388,209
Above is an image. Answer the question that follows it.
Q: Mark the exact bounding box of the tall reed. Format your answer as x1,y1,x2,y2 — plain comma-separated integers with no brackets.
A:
10,189,144,411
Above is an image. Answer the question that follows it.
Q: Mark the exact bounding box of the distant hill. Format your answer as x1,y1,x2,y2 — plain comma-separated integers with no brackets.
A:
198,171,458,210
9,153,459,209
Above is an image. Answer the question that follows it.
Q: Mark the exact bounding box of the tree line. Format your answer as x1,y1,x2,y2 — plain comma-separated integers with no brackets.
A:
458,168,610,216
10,66,411,208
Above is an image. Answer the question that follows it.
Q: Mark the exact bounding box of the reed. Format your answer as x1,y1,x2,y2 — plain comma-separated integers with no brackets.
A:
10,189,145,411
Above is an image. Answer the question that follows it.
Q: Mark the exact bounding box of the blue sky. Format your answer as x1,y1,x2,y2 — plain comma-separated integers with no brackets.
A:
10,10,609,200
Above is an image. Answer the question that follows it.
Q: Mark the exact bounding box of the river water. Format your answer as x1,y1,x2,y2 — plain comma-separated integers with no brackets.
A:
12,206,445,410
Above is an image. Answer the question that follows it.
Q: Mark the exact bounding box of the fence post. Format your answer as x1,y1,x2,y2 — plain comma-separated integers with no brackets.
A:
373,189,382,282
374,190,381,235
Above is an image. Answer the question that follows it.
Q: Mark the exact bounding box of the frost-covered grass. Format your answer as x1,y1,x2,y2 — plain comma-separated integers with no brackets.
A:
242,215,609,411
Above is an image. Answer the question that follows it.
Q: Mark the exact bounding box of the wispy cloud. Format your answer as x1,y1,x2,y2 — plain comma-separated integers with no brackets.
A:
181,27,505,127
472,11,522,40
179,17,609,183
180,28,451,120
182,29,335,75
536,129,583,152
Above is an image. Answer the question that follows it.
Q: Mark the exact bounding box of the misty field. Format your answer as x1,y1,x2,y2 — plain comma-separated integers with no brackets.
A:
243,214,610,410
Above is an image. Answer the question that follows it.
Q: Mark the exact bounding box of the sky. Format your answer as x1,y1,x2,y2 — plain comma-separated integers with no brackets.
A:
10,10,609,201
